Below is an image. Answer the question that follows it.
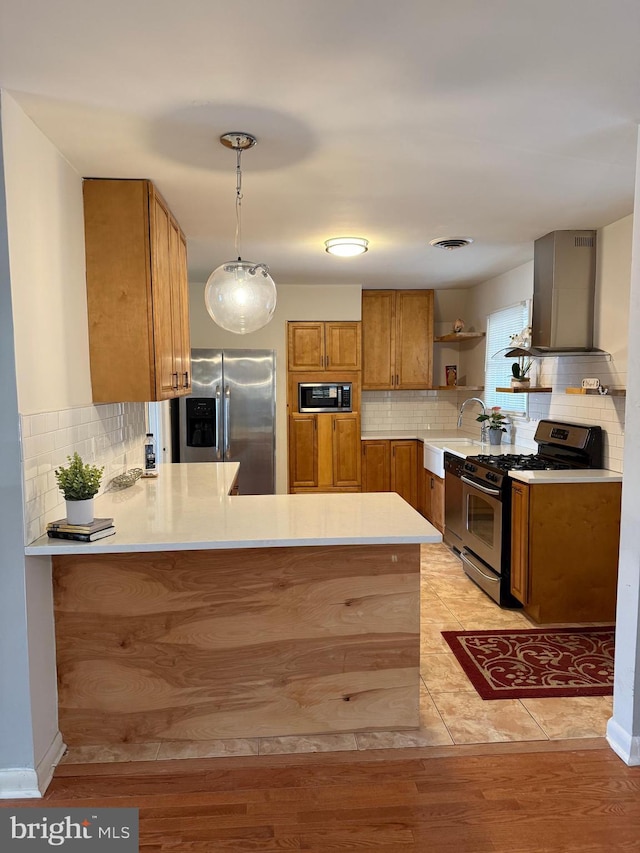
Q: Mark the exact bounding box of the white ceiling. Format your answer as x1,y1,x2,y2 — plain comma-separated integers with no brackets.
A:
1,0,639,289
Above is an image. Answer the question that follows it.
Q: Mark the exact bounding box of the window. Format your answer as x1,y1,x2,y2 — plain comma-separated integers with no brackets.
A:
484,301,531,414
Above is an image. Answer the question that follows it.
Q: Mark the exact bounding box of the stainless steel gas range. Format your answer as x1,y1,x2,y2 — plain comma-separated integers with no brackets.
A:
443,420,603,607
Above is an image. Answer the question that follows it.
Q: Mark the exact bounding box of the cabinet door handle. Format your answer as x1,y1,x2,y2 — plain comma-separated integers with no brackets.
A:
172,372,179,390
326,355,330,367
396,374,399,386
431,477,434,489
183,371,189,388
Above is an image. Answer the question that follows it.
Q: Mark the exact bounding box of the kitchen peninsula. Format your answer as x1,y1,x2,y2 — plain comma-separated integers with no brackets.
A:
26,464,441,746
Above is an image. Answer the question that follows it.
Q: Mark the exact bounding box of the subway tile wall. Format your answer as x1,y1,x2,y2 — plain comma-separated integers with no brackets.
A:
457,355,625,471
20,402,147,544
361,390,460,432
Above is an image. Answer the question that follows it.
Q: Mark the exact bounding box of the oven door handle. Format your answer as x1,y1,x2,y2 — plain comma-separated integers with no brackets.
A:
460,552,500,583
460,475,501,497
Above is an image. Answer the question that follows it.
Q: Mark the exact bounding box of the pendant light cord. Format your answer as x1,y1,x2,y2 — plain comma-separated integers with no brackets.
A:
235,146,243,261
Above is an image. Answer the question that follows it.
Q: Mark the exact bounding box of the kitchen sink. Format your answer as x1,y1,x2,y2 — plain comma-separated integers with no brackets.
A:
423,438,483,478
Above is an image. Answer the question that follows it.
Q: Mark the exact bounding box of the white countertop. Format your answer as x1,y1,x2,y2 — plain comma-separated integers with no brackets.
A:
362,429,532,457
362,430,621,481
25,462,442,555
509,469,623,484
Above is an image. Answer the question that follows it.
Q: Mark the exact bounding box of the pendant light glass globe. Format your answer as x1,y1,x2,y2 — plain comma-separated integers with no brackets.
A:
204,260,276,334
205,132,276,334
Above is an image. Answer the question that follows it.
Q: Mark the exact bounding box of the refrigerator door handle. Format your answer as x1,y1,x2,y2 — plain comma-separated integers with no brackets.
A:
215,385,223,460
224,385,231,456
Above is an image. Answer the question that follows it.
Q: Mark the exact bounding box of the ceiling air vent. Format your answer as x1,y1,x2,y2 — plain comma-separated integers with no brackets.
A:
429,237,474,250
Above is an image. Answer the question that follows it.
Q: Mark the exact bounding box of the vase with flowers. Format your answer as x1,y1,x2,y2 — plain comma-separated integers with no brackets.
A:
476,407,508,446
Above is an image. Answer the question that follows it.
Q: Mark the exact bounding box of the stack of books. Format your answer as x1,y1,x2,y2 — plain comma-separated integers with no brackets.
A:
46,517,115,542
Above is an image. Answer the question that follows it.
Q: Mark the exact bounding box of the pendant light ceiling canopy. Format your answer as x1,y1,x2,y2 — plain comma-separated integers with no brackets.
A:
204,132,277,335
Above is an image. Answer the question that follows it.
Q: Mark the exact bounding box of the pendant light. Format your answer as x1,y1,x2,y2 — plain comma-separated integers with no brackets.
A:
204,132,276,334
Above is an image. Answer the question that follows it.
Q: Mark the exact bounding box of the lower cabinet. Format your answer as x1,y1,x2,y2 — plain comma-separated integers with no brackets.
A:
361,439,419,510
510,479,622,624
290,413,361,492
421,469,444,532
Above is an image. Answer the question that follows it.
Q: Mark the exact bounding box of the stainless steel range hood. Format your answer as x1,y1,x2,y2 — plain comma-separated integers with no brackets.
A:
510,229,607,357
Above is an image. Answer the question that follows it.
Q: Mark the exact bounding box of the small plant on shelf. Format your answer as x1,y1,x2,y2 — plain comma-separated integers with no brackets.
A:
511,357,532,382
476,406,508,432
54,452,104,501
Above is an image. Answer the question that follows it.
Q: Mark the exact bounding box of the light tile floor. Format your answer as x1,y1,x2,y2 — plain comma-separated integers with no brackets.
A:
61,543,613,765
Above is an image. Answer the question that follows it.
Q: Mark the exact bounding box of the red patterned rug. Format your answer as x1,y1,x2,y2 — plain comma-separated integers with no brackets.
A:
442,627,615,700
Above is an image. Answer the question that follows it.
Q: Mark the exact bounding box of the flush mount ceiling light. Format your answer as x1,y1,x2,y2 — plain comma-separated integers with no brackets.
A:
429,237,474,251
324,237,369,257
204,132,276,335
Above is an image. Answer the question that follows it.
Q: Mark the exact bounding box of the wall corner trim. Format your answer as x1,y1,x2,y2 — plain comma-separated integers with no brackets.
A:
606,716,640,766
0,731,66,799
0,768,41,799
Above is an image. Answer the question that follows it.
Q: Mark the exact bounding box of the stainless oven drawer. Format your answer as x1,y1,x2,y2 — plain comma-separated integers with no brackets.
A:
460,549,501,605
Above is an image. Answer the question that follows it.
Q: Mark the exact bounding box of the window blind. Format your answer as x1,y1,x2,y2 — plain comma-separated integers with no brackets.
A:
484,301,530,413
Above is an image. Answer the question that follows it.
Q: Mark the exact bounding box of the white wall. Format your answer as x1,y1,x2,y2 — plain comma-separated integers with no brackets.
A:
189,282,362,493
0,97,39,796
607,137,640,766
595,214,633,365
2,92,92,414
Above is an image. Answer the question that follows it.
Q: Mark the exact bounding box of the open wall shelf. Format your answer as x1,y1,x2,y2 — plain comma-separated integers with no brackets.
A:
434,332,486,343
435,385,484,392
496,387,553,393
566,387,626,396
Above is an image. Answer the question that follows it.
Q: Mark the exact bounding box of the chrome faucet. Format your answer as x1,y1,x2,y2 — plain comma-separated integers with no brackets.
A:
457,397,487,439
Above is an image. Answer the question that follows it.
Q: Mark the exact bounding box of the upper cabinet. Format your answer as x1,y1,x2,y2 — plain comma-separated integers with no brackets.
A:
288,321,361,371
83,178,192,403
362,290,434,390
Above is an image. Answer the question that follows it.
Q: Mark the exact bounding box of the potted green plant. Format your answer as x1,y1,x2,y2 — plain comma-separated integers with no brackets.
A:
476,407,508,446
55,452,104,525
510,356,532,389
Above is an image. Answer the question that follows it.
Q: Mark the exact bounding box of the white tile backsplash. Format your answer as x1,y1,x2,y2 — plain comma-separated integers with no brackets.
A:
361,390,460,433
20,402,147,544
363,360,625,474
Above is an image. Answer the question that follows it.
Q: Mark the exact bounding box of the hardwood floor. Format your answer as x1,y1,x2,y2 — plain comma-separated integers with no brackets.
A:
3,739,639,851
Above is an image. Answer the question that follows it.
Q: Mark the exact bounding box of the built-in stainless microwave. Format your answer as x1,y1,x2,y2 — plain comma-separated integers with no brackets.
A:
298,382,353,413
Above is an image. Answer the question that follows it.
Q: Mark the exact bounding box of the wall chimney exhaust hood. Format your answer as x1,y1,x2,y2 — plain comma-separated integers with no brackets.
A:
507,229,608,358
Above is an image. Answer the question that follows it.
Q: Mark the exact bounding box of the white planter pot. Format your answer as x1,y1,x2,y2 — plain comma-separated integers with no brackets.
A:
66,498,94,525
510,377,530,390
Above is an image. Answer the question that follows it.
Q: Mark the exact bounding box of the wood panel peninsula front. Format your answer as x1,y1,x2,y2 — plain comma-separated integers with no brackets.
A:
26,464,441,747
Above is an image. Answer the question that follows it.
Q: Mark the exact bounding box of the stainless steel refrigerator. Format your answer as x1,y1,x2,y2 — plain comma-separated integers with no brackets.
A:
173,349,276,494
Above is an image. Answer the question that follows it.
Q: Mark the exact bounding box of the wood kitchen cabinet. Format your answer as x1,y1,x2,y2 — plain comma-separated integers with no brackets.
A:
361,439,419,510
289,413,361,492
287,322,361,371
421,469,445,532
362,290,434,390
510,480,622,623
83,178,191,403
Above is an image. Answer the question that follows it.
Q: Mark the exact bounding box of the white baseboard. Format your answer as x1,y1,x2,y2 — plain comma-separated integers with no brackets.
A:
0,731,66,799
0,768,41,799
606,717,640,766
35,731,66,795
